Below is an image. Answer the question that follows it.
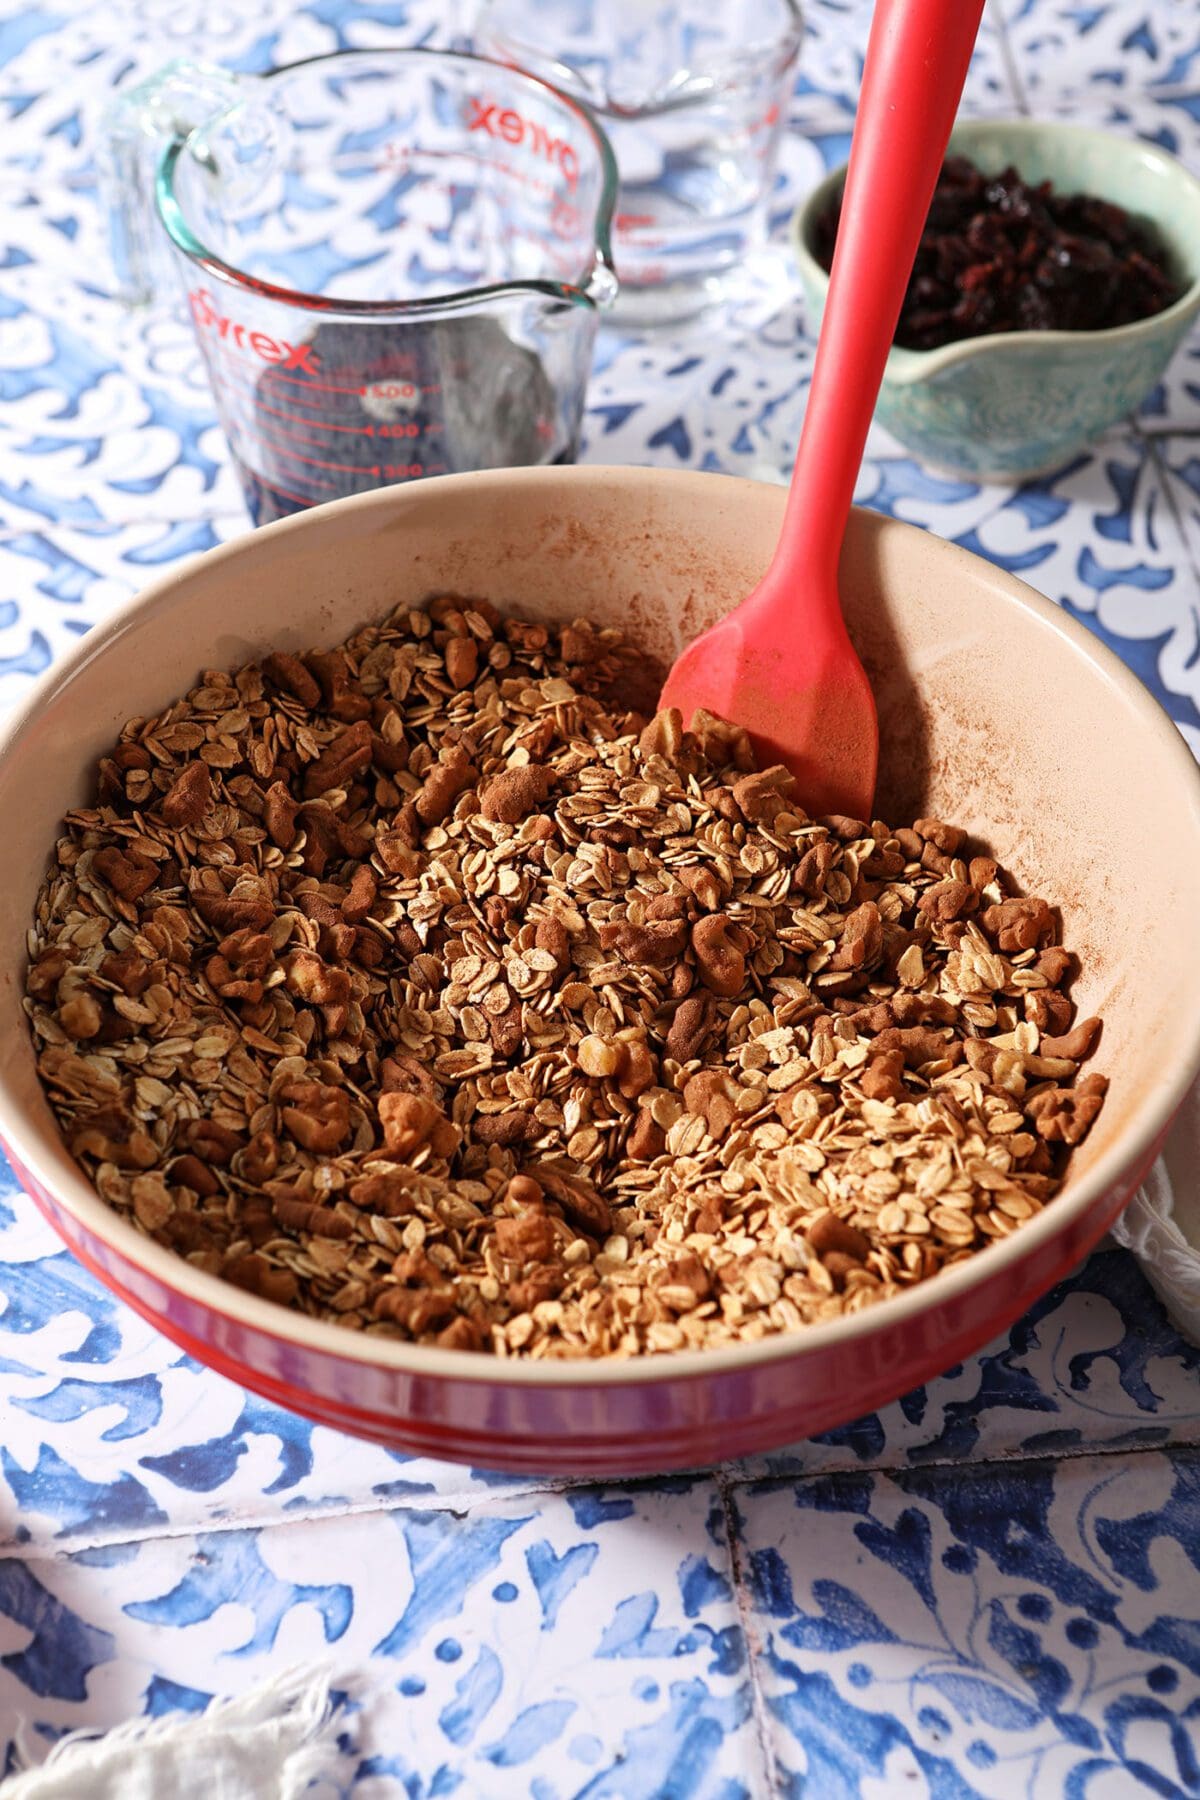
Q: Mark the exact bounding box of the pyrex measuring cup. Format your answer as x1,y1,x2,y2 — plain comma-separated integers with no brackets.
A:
477,0,802,322
106,51,618,524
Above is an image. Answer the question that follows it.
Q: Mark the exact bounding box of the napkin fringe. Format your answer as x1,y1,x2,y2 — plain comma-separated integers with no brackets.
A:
3,1664,341,1799
1109,1075,1200,1343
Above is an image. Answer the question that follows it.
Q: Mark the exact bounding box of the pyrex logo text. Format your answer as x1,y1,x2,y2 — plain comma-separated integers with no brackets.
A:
188,290,320,373
466,97,579,191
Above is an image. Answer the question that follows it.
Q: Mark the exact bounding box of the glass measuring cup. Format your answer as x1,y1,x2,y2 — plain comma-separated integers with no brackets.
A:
476,0,802,323
106,50,617,524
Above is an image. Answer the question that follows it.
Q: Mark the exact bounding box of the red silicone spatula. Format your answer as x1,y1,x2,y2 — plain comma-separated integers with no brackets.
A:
659,0,986,820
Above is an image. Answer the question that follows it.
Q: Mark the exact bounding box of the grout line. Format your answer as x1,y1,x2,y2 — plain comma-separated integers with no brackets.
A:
731,1431,1200,1498
0,1466,726,1563
1137,423,1200,438
716,1467,786,1797
1140,429,1200,590
0,1485,498,1564
0,1430,1197,1565
985,0,1032,116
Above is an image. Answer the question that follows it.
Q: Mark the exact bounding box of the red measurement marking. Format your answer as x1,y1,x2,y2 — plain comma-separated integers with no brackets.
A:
255,415,430,464
260,369,367,395
262,438,380,477
255,417,360,458
252,462,442,502
377,141,562,202
257,399,376,437
254,472,336,508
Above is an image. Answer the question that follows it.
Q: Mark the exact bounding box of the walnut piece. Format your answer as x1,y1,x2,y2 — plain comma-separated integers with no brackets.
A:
26,591,1107,1362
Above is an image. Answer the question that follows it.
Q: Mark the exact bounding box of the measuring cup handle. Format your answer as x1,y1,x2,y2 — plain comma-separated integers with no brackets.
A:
98,58,252,307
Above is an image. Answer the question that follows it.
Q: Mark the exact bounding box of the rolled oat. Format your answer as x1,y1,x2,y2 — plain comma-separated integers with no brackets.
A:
24,596,1107,1357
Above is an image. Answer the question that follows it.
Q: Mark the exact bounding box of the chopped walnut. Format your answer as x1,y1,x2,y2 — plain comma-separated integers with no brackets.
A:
26,594,1106,1359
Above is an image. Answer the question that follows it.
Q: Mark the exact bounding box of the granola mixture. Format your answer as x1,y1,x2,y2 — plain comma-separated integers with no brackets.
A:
24,597,1107,1358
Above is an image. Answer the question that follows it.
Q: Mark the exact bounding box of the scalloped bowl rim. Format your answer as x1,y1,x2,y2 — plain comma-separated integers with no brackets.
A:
2,469,1199,1391
792,116,1200,383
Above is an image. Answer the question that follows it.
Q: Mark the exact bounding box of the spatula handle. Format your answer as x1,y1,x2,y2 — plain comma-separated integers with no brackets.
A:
780,0,985,586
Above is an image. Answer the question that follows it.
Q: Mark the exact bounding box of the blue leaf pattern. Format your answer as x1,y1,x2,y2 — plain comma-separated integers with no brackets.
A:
2,2,1200,1791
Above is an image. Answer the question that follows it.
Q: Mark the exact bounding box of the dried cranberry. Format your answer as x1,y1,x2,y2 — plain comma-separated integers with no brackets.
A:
813,156,1182,350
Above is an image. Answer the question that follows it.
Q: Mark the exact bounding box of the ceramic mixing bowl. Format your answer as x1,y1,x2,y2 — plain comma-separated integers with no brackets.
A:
2,467,1199,1474
793,118,1200,479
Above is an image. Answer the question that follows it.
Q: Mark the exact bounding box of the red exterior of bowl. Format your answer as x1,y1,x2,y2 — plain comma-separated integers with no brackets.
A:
3,469,1199,1474
3,1131,1166,1474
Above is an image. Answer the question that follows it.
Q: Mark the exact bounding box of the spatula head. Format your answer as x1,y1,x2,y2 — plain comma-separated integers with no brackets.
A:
658,597,878,824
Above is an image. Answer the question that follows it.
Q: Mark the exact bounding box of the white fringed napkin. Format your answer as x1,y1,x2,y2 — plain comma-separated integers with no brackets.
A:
2,1666,343,1799
1109,1075,1200,1337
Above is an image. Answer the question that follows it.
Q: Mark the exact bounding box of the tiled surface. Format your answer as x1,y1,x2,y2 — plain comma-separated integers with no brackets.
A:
740,1449,1200,1797
996,0,1200,109
2,1485,767,1798
2,2,1200,1791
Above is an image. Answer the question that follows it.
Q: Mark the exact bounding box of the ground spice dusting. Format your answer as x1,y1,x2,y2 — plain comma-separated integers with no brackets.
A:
24,597,1107,1358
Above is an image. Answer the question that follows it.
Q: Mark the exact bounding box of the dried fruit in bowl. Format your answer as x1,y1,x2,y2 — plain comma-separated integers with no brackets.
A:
814,155,1182,349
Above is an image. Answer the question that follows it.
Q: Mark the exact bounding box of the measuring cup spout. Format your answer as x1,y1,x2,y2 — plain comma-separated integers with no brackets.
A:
586,260,620,309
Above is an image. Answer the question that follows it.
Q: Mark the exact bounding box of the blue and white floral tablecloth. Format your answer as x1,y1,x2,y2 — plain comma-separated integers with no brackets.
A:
3,3,1200,1794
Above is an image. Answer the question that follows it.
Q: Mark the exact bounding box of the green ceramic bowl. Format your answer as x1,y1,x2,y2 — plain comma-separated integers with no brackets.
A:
792,117,1200,480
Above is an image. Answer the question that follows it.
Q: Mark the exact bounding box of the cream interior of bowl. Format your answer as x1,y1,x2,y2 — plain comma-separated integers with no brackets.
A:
2,469,1199,1288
